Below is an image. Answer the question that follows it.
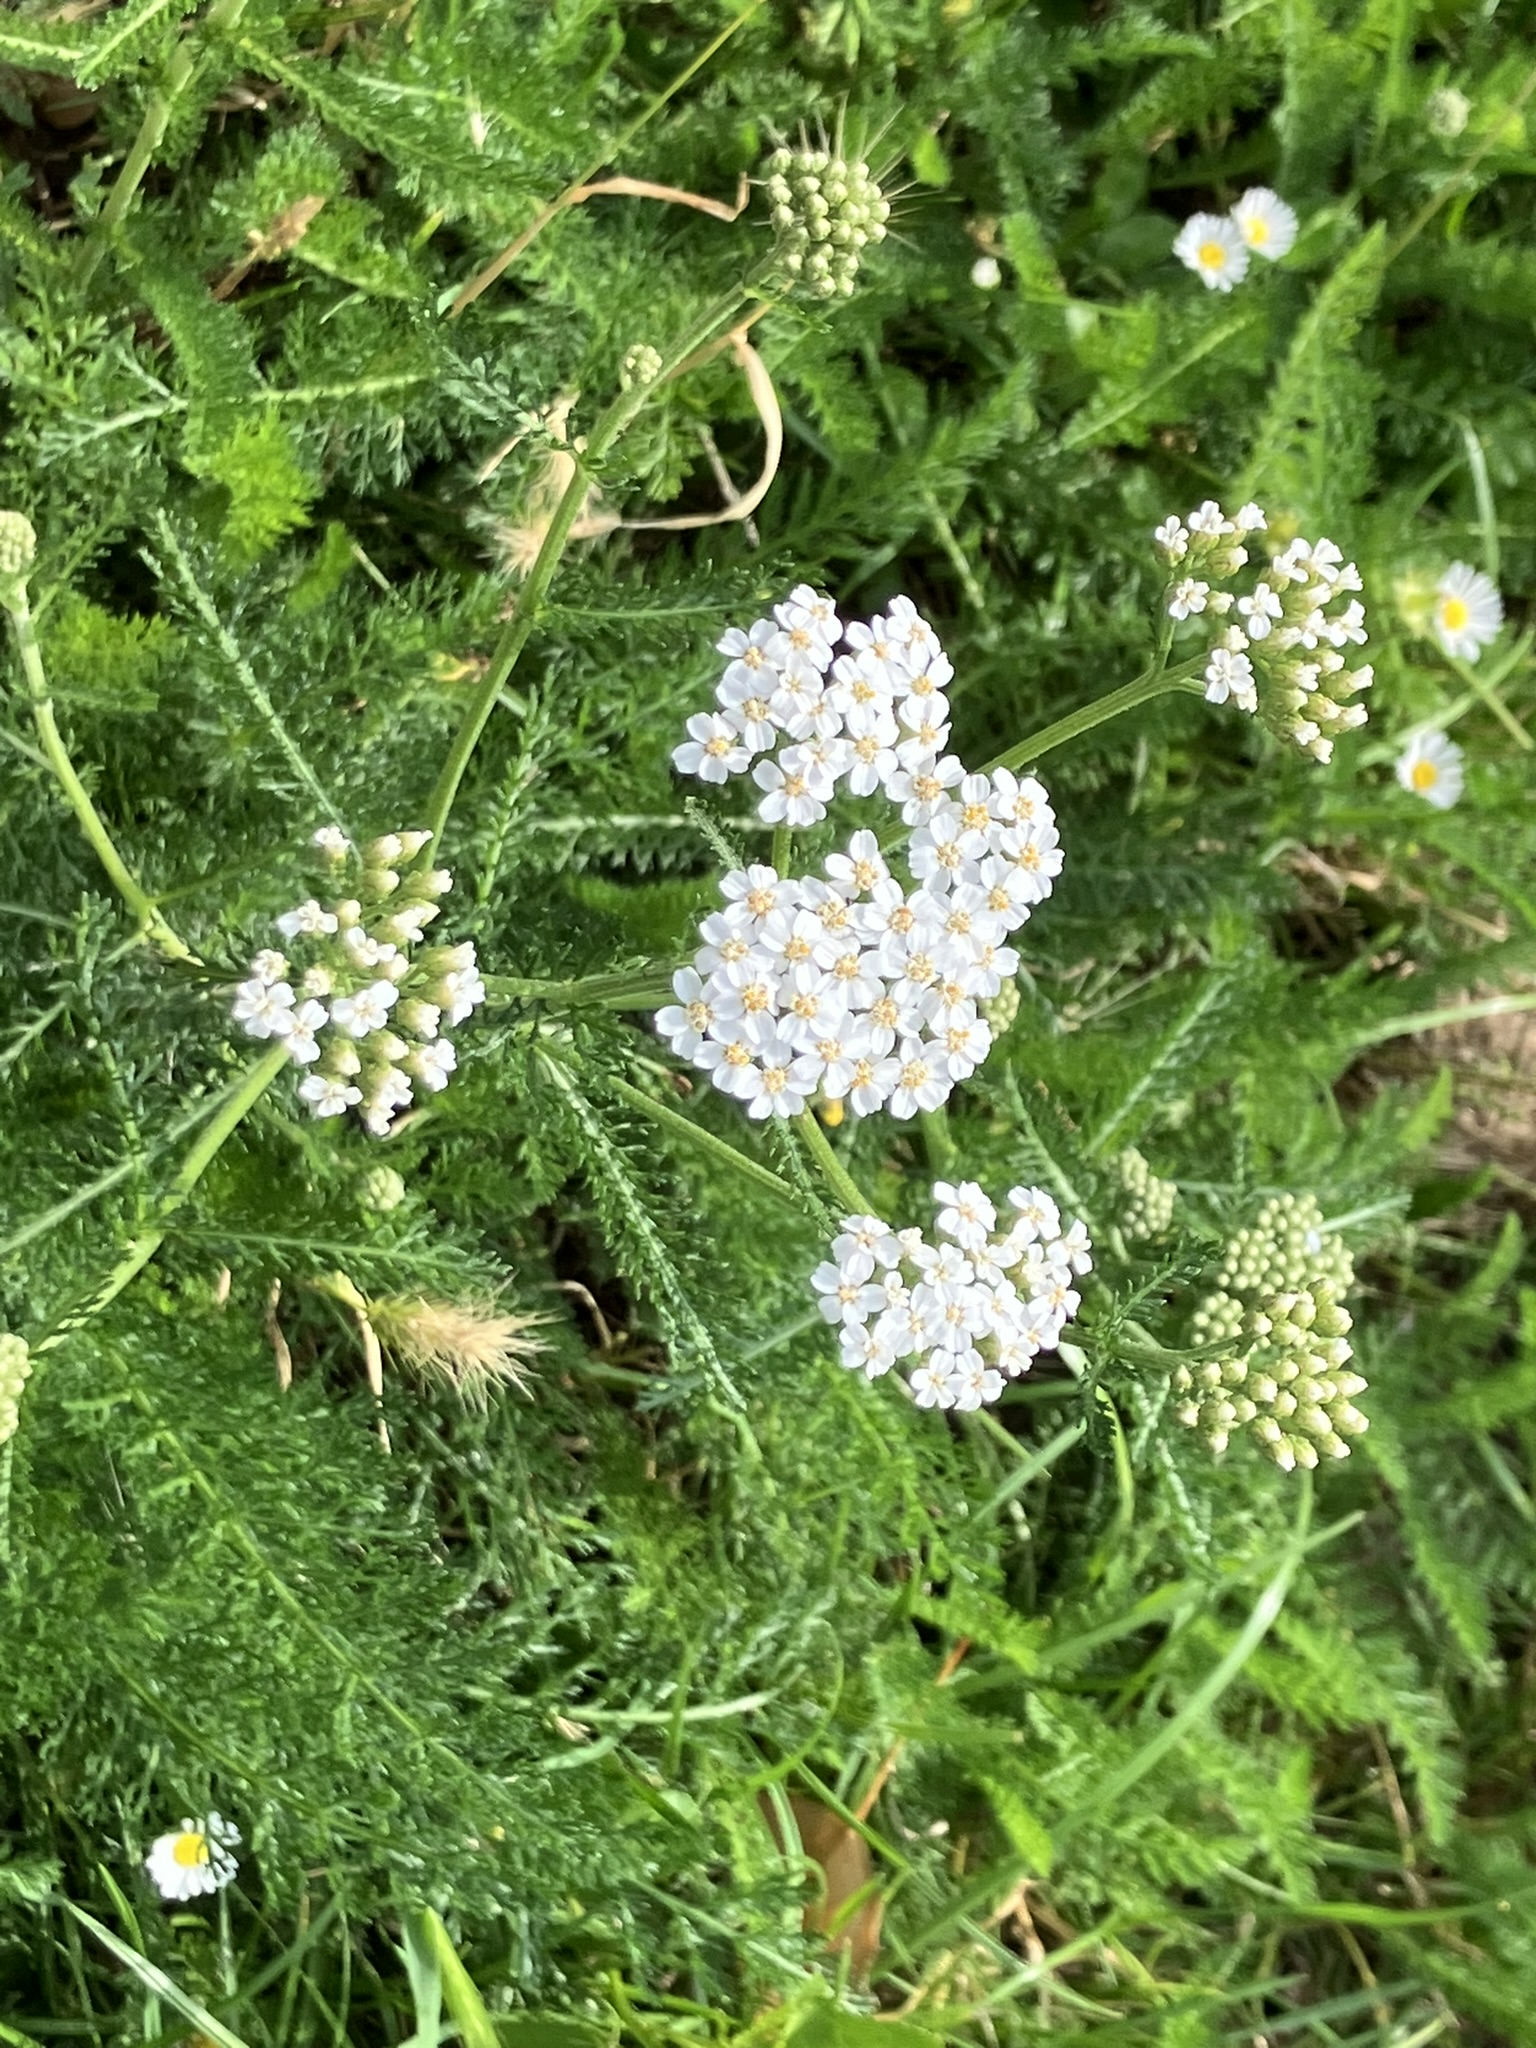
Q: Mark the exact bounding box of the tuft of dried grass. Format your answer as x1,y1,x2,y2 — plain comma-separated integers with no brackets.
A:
365,1294,545,1404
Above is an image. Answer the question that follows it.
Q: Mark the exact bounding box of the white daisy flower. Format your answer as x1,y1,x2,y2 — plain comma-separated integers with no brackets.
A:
1432,562,1503,661
1168,578,1210,620
284,999,329,1065
908,1358,955,1410
753,759,828,829
329,979,399,1038
1230,187,1298,261
145,1813,240,1902
1173,212,1250,291
1395,730,1464,809
1204,645,1257,711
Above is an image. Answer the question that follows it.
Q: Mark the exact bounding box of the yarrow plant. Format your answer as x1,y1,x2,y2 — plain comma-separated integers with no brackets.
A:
144,1812,240,1902
1174,1196,1368,1472
1174,186,1298,290
0,1333,30,1447
811,1183,1092,1411
662,590,1060,1119
1115,1147,1177,1241
230,830,486,1135
1155,500,1373,761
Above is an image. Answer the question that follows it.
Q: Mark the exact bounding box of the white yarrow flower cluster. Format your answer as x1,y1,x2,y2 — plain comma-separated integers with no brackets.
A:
1174,187,1298,290
1154,500,1373,762
662,593,1062,1121
145,1812,240,1901
811,1183,1092,1409
230,829,486,1136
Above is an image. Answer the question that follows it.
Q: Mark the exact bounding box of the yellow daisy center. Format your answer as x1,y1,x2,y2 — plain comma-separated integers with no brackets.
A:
172,1831,209,1868
1440,595,1470,631
1410,759,1439,792
1245,218,1270,247
1198,240,1227,270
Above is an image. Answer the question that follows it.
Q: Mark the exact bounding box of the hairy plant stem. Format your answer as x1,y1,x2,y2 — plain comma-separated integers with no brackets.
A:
424,281,760,848
795,1109,874,1219
30,1042,290,1362
75,0,251,288
3,587,197,963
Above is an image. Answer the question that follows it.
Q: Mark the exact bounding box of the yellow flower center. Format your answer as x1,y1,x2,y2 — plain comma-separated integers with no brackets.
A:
1245,218,1270,247
1410,759,1439,792
1198,239,1227,269
1440,595,1470,631
172,1832,209,1869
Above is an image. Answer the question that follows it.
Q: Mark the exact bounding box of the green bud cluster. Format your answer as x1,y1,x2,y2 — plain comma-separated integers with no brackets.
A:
979,979,1021,1036
1216,1193,1353,1298
620,343,662,390
1115,1146,1176,1240
763,146,889,299
0,1332,31,1446
0,510,36,581
1177,1195,1367,1471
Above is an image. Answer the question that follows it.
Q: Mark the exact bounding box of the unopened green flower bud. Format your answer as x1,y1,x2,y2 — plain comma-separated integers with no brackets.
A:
0,1332,32,1446
621,343,663,390
360,1165,407,1213
0,512,36,580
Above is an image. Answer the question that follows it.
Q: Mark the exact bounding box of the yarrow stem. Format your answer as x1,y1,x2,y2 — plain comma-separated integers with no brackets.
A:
795,1108,875,1218
985,659,1206,780
29,1041,290,1363
489,966,679,1009
1,546,196,965
424,280,761,849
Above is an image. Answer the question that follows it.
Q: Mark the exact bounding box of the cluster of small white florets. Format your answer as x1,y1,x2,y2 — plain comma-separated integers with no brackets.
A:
673,586,961,827
1115,1146,1176,1241
811,1183,1092,1410
1154,500,1372,763
230,828,486,1136
763,145,890,299
1175,1195,1367,1472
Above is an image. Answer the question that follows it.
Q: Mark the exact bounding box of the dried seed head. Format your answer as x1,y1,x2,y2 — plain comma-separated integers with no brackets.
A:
367,1295,545,1404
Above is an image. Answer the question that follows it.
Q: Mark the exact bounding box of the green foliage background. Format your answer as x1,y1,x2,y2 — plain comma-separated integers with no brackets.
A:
3,0,1536,2042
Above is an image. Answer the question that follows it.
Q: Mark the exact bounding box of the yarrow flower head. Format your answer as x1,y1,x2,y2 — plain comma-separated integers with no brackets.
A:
1115,1148,1176,1241
145,1812,240,1901
229,828,486,1137
662,591,1062,1122
1175,189,1297,289
1431,561,1502,662
1395,729,1464,809
811,1183,1092,1410
0,1331,30,1447
1175,1195,1366,1472
1154,499,1373,762
763,144,890,300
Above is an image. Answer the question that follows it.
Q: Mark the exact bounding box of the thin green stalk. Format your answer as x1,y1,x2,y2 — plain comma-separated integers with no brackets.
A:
488,964,679,1009
770,823,792,875
424,282,756,848
795,1109,874,1218
984,657,1205,780
75,0,251,288
30,1042,290,1360
3,587,196,963
920,1103,957,1177
605,1072,801,1210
